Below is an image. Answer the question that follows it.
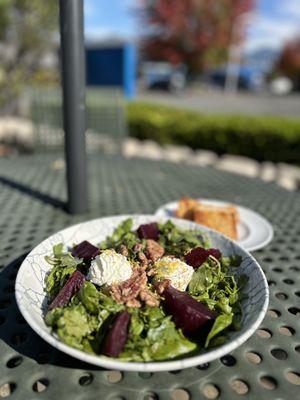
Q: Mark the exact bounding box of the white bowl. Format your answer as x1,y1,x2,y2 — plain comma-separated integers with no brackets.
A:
15,215,269,372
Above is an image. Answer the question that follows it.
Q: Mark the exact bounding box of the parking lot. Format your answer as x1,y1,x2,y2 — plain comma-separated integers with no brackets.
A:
137,88,300,118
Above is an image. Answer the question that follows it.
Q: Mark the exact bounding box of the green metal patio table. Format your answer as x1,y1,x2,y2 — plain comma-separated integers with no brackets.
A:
0,153,299,400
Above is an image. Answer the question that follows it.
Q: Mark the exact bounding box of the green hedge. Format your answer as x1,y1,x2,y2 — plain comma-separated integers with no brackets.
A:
127,102,300,164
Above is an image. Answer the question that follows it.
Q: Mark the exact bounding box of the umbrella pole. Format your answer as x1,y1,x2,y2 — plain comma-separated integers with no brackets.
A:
59,0,88,214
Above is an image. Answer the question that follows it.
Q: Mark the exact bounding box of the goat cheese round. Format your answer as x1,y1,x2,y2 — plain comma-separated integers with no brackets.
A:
154,256,194,291
87,249,132,286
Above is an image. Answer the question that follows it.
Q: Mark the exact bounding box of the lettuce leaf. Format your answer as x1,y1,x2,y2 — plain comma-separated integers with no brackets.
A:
44,243,82,299
158,220,210,257
188,255,245,346
78,281,99,314
45,304,98,350
205,313,233,347
120,306,197,361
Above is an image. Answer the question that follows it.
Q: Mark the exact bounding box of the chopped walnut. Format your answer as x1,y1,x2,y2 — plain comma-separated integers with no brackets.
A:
126,298,141,308
118,244,128,257
110,266,147,307
146,268,156,277
139,288,160,307
110,265,161,308
155,279,171,295
133,243,143,252
145,239,165,262
138,252,149,269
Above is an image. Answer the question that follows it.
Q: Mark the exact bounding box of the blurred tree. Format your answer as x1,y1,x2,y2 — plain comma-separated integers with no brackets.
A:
0,0,58,114
276,37,300,89
140,0,254,72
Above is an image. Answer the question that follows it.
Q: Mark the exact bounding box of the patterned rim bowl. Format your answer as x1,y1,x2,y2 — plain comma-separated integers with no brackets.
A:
15,215,269,372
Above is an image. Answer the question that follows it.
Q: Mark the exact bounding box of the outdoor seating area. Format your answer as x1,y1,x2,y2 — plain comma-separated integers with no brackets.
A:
1,1,300,400
0,152,300,398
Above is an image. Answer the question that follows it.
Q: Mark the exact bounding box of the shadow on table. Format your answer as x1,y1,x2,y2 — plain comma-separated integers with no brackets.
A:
0,254,103,371
0,176,66,210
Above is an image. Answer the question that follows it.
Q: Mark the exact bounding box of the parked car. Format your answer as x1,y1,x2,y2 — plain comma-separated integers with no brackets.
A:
141,62,187,93
206,65,264,91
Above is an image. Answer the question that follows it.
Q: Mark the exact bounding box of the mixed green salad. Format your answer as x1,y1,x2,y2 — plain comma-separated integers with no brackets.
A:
44,219,247,362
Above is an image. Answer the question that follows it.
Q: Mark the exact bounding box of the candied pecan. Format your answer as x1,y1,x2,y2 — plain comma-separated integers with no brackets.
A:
110,266,147,307
146,268,156,277
139,288,160,307
138,252,149,269
145,239,165,262
118,244,128,257
110,288,122,303
126,298,141,308
155,279,171,295
133,243,143,252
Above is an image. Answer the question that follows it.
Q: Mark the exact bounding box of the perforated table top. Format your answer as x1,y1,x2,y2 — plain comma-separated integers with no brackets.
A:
0,153,299,400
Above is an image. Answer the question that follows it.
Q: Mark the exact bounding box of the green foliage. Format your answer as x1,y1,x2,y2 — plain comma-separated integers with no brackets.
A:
205,313,233,348
44,243,82,299
158,220,210,257
78,281,100,315
188,255,246,347
127,102,300,164
120,306,197,361
45,304,98,351
0,0,58,113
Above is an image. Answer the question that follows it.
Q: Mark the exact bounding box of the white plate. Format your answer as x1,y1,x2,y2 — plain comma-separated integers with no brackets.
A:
155,199,273,252
15,215,269,372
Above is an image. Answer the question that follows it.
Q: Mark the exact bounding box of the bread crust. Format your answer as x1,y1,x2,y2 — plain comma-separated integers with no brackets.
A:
175,198,239,240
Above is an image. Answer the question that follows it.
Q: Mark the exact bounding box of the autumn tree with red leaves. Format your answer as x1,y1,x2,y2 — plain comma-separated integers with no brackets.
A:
140,0,254,72
276,37,300,88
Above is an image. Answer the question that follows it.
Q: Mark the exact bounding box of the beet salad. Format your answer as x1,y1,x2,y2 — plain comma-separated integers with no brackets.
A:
44,219,247,361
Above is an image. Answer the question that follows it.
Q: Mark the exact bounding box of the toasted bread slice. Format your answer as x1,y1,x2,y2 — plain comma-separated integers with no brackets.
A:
193,204,238,240
175,197,200,220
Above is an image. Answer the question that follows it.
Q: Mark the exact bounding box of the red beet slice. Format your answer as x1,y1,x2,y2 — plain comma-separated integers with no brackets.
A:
185,247,221,268
102,311,131,357
48,270,85,311
72,241,100,261
137,222,159,240
162,285,216,335
208,248,222,260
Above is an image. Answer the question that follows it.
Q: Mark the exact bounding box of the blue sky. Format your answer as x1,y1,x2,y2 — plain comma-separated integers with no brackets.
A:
84,0,137,39
84,0,300,53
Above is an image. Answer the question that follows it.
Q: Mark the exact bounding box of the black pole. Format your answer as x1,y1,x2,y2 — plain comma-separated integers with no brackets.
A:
59,0,88,214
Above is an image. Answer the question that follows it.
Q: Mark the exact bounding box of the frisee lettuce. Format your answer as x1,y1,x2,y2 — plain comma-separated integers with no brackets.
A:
44,244,82,299
158,220,211,257
188,255,246,347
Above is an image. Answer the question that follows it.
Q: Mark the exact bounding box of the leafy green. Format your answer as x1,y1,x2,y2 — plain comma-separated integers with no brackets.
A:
45,307,64,326
221,255,243,268
188,255,246,345
44,244,83,299
205,313,233,347
45,304,99,350
158,220,210,257
100,218,145,261
78,283,124,331
120,306,197,361
78,281,99,314
188,256,243,311
98,291,125,315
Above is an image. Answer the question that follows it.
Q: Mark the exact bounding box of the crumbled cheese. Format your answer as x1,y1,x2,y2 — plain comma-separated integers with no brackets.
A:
87,249,132,286
154,256,194,291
